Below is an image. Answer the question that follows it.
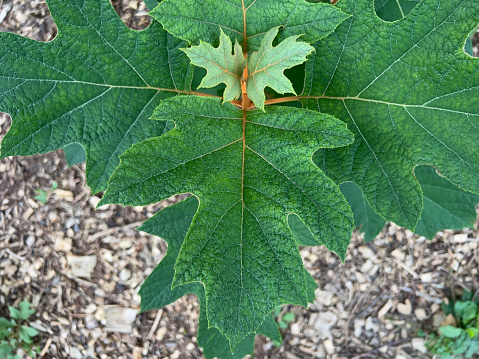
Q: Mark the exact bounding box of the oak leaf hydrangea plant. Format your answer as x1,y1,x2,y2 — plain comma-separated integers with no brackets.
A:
1,0,479,356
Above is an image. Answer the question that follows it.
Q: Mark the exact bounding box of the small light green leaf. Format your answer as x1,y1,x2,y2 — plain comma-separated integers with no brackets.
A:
151,0,350,51
183,29,246,103
18,301,35,320
8,308,20,321
20,326,39,338
247,27,314,111
439,326,463,338
282,313,295,322
102,96,354,348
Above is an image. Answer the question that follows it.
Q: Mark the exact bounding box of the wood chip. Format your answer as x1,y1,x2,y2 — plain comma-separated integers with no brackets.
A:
104,306,138,333
67,255,97,278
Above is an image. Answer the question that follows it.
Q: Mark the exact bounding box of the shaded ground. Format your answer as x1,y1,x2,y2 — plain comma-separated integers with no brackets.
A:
1,1,479,358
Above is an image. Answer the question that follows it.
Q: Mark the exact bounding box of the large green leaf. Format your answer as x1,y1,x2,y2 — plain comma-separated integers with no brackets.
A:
340,182,386,242
138,195,314,358
414,166,479,239
0,0,194,193
374,0,420,21
101,96,353,347
342,166,479,242
144,0,159,10
303,0,479,230
64,143,87,167
137,196,202,311
150,0,350,51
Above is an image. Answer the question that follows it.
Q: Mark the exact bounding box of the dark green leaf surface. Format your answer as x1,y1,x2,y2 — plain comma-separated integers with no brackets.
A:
64,143,87,167
144,0,159,10
0,0,193,193
340,166,479,242
247,27,314,110
374,0,420,21
303,0,479,229
139,195,315,357
151,0,350,51
414,166,479,239
101,96,353,347
340,182,386,242
138,196,202,312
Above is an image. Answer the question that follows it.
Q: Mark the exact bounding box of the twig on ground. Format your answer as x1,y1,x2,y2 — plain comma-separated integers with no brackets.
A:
39,337,52,357
351,338,411,359
147,309,163,340
89,220,145,241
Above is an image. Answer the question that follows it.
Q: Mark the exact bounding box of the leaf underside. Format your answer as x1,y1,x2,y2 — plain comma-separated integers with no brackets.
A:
303,0,479,230
151,0,350,51
0,0,193,193
138,195,314,358
182,29,246,103
246,27,314,110
101,96,354,347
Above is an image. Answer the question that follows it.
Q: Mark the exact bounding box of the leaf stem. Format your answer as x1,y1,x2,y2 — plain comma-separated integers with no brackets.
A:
264,96,301,106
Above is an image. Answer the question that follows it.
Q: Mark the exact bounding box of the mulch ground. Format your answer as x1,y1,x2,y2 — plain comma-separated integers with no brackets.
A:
1,1,478,358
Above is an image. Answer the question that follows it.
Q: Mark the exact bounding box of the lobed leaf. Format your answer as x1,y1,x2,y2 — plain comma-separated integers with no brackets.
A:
101,96,354,347
182,29,246,103
0,0,193,193
247,27,314,110
151,0,350,51
340,166,479,242
303,0,479,230
138,196,301,358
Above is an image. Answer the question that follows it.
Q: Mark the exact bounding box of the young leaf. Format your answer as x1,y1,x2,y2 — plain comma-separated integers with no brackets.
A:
182,29,246,103
440,326,463,339
303,0,479,230
18,301,34,320
151,0,350,51
20,326,38,338
0,319,14,330
0,0,194,193
8,308,20,321
247,27,314,111
101,96,354,347
374,0,420,21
